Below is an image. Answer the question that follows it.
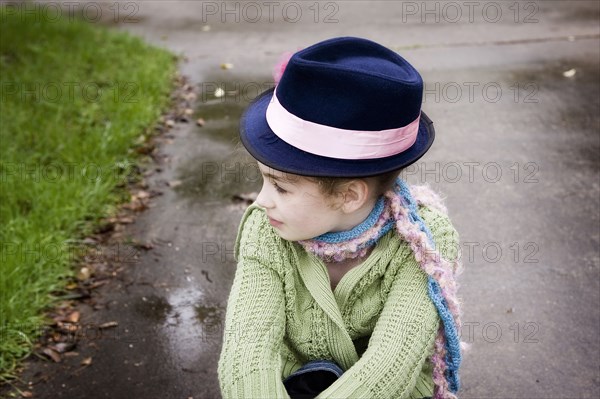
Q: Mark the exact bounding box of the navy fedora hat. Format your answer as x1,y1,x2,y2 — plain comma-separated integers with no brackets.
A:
240,36,435,177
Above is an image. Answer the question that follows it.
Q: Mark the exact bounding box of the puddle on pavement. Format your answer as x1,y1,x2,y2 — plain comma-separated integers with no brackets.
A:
133,295,173,323
194,99,247,144
194,73,274,144
174,75,271,203
159,287,225,368
174,149,261,202
195,304,224,326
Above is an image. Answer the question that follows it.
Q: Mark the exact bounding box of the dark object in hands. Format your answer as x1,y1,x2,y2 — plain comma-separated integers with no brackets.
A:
283,360,344,399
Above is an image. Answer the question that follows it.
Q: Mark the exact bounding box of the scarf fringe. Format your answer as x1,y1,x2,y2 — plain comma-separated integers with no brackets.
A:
409,184,448,215
388,181,463,396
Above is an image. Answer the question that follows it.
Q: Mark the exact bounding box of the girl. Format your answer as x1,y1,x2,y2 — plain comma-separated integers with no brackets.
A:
218,37,463,399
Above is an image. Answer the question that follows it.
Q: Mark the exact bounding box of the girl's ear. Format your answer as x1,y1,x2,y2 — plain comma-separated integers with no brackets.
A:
340,179,371,213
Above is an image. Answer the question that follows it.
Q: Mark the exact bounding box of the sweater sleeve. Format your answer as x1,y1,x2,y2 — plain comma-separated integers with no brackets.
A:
217,206,290,399
316,206,460,399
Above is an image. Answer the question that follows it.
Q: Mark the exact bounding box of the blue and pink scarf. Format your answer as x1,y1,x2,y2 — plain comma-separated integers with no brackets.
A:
299,178,464,399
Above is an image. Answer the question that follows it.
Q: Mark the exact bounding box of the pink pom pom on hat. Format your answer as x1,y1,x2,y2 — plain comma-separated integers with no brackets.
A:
272,49,301,84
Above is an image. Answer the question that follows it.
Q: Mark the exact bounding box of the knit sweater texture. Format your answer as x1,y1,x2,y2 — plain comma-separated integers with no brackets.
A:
218,202,460,399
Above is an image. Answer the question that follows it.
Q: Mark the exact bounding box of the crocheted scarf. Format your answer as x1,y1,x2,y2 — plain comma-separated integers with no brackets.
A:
298,178,463,399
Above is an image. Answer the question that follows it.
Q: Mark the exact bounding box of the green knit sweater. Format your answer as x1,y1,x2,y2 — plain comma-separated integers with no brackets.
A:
218,203,460,399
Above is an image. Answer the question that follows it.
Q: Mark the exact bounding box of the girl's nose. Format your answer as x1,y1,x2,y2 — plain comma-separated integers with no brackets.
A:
255,187,274,209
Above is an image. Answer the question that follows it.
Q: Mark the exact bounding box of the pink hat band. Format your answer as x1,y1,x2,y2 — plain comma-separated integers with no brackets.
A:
266,90,421,160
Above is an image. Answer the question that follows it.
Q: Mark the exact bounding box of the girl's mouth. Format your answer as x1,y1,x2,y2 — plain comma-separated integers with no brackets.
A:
268,217,283,227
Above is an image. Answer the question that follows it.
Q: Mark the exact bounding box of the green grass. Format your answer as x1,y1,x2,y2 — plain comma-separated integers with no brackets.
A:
0,6,176,379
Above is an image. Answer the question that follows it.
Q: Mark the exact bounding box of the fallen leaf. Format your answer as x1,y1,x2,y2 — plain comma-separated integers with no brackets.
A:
50,342,75,353
201,25,210,32
66,311,80,323
89,279,109,290
214,88,225,98
99,321,119,329
136,190,151,199
135,143,155,155
165,119,175,128
56,322,79,333
132,240,154,250
124,199,147,212
77,267,91,281
220,63,234,70
196,118,205,127
138,178,149,189
184,108,193,116
57,291,90,301
21,391,33,398
201,270,213,283
167,180,182,188
42,348,61,363
81,357,93,366
563,68,576,78
95,222,115,234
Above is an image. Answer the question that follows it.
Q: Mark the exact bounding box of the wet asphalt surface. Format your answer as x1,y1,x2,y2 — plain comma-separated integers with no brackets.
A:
8,1,600,398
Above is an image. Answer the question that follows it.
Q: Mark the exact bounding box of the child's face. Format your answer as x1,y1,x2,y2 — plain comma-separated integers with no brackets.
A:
255,162,346,241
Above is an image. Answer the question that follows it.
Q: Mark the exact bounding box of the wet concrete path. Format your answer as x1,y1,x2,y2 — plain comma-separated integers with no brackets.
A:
13,1,600,398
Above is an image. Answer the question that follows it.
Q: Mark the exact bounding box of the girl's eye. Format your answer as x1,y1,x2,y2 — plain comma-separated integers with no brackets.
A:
274,182,288,194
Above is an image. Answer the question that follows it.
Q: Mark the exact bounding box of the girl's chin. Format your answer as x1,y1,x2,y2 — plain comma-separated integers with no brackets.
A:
268,221,330,241
274,230,321,242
